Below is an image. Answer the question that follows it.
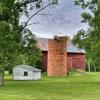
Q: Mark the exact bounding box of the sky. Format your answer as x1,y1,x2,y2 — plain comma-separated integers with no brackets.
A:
20,0,88,38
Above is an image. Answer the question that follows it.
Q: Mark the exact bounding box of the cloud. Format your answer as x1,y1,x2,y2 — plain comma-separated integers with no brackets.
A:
21,0,88,38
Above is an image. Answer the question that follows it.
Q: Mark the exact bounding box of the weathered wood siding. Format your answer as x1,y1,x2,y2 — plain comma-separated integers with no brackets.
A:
13,67,34,80
33,72,41,80
67,53,85,70
41,51,48,71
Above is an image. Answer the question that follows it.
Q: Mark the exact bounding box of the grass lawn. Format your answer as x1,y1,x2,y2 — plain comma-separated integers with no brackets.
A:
0,72,100,100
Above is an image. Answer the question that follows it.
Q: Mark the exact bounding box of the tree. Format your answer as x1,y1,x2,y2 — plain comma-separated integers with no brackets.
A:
21,28,41,68
0,67,4,86
0,0,58,85
0,21,21,69
0,0,58,70
73,0,100,71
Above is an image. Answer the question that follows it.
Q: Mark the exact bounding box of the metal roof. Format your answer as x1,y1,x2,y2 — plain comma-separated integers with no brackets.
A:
37,38,48,51
14,65,41,72
37,38,86,54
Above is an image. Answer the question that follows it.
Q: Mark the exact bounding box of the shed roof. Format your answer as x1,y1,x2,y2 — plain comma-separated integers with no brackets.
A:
14,65,41,72
37,38,86,54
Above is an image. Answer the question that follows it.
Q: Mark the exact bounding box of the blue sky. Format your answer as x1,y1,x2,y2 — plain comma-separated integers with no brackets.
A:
20,0,88,38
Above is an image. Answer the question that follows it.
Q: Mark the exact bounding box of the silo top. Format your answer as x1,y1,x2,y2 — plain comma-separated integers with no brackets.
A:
52,35,68,41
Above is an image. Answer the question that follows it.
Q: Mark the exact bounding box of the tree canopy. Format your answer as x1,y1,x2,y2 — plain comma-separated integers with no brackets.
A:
0,0,58,70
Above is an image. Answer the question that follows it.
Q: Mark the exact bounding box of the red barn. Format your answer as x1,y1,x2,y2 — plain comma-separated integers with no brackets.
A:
37,38,86,72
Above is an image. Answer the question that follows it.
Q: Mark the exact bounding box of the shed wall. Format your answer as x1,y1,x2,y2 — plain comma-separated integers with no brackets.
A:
33,72,41,80
13,67,34,80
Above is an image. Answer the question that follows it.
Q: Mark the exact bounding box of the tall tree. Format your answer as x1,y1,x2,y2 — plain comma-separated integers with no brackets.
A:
0,0,58,70
73,0,100,71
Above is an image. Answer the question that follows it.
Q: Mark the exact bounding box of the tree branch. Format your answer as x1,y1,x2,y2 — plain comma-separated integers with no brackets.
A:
17,0,38,8
20,3,51,32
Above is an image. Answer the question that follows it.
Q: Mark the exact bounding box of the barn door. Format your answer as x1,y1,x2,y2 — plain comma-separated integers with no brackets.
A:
72,58,80,69
67,57,72,70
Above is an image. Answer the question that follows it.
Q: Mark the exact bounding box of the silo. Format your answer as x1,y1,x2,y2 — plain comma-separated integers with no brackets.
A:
47,35,67,76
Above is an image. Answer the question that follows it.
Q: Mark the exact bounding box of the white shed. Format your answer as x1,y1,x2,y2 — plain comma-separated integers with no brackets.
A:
13,65,41,80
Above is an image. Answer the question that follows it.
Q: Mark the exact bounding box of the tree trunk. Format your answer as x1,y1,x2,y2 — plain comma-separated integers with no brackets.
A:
88,65,90,72
87,63,91,72
0,72,4,86
93,64,96,72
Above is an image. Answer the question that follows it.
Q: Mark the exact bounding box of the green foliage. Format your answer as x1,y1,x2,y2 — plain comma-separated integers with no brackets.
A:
20,28,41,68
0,0,59,71
0,21,21,70
73,0,100,71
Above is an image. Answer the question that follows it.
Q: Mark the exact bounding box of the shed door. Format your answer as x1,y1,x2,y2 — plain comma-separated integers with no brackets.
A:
72,58,80,69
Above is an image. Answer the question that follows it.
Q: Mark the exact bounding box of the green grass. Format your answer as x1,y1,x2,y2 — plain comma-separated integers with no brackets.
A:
0,72,100,100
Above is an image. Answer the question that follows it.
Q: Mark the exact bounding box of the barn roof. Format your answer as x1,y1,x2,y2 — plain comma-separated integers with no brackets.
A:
37,38,86,54
14,65,41,72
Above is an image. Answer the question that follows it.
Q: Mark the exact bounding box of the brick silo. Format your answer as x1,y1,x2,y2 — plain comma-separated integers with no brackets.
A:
47,35,68,76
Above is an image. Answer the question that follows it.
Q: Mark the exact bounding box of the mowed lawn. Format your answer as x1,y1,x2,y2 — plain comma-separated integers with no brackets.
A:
0,72,100,100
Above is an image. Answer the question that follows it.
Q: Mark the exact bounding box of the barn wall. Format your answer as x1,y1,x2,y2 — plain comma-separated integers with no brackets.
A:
67,53,85,70
41,52,85,71
41,51,48,71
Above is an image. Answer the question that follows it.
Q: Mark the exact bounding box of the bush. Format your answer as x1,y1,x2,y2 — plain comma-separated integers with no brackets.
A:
96,66,100,72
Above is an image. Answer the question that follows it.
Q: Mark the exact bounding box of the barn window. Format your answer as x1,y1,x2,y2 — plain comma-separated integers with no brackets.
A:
24,71,28,76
